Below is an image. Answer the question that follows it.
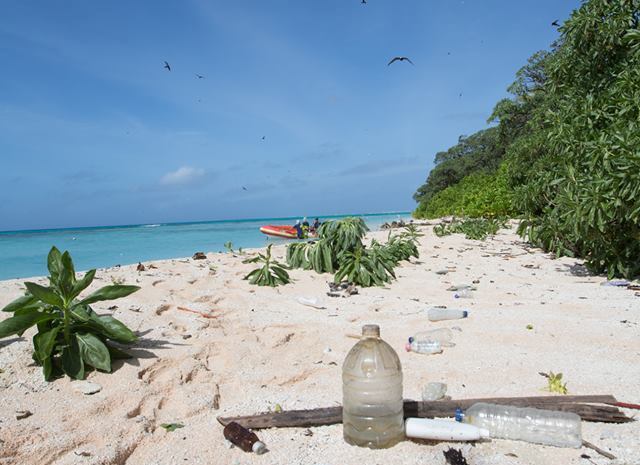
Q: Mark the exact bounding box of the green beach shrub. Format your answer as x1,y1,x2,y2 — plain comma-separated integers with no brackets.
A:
286,218,419,287
433,217,507,241
0,246,140,381
417,164,514,219
243,244,291,286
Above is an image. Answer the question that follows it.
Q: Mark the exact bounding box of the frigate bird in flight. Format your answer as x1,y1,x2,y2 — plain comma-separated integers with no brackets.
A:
387,56,414,66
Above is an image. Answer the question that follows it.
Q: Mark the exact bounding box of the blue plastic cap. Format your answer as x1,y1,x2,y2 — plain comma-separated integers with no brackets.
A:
462,310,469,318
408,336,414,343
455,407,464,422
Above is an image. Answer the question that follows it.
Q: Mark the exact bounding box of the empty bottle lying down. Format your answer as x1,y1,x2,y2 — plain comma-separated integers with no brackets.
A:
456,403,582,448
427,308,469,321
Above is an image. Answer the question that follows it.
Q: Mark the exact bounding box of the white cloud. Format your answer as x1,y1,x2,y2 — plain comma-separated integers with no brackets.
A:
160,166,206,186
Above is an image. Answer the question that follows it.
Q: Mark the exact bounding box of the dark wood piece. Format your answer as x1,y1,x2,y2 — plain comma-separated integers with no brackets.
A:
218,395,632,429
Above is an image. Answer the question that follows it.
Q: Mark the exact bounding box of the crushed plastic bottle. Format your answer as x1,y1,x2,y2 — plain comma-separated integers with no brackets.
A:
343,324,404,449
296,296,326,309
422,382,447,401
454,288,474,299
405,339,443,354
456,403,582,448
405,418,489,441
408,328,455,347
427,308,469,322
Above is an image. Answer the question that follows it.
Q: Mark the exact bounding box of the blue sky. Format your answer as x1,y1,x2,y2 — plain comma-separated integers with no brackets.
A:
0,0,580,231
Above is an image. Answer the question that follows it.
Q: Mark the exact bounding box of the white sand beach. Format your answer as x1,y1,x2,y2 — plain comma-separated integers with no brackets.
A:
1,223,639,465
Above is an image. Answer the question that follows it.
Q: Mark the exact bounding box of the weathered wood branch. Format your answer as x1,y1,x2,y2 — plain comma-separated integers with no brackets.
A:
218,395,633,429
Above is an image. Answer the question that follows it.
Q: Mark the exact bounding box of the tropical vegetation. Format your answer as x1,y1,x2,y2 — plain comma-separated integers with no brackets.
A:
0,247,140,380
414,0,640,278
286,217,419,287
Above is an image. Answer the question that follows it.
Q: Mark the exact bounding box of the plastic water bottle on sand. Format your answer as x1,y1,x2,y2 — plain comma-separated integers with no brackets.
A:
405,339,442,354
410,328,455,347
343,324,404,449
456,403,582,448
428,307,469,321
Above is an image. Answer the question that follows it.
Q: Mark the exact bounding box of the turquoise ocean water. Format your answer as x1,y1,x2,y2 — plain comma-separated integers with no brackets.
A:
0,212,410,280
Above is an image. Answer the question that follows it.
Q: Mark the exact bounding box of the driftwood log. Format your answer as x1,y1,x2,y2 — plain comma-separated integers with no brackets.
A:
218,395,633,429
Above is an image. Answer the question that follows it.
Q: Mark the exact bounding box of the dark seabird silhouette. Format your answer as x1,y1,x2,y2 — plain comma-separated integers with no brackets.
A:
242,186,248,191
195,74,205,79
164,61,171,71
387,56,414,66
552,20,560,27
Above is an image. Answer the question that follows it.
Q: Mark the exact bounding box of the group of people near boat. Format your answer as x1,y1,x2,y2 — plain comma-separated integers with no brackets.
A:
293,217,320,239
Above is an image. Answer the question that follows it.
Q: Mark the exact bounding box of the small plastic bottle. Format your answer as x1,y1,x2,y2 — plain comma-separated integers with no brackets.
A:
409,328,455,347
223,422,267,454
405,339,443,354
427,308,469,322
456,403,582,448
343,324,404,449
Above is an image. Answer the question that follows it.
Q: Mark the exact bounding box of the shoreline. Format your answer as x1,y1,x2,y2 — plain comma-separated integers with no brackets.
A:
1,222,638,465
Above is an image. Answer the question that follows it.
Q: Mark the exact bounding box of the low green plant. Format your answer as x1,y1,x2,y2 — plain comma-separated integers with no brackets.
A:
318,217,368,255
434,217,507,241
243,244,290,286
0,247,140,380
540,371,569,395
224,241,234,253
334,247,395,287
160,423,184,432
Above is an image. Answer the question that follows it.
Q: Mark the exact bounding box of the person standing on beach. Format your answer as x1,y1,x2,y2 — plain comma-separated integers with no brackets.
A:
293,220,304,239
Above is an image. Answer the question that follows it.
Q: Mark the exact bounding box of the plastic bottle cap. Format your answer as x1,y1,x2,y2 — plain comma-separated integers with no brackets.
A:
362,324,380,337
408,336,415,343
252,441,267,454
455,407,464,422
404,342,412,352
479,428,490,439
462,310,469,318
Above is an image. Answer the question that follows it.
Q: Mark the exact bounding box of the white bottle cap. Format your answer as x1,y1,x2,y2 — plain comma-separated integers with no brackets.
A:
252,441,267,454
479,428,490,439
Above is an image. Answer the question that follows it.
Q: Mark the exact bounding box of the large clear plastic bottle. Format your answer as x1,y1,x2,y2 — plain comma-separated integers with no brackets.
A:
342,324,404,449
457,403,582,448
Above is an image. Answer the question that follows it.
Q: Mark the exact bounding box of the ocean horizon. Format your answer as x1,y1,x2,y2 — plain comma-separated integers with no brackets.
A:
0,212,411,281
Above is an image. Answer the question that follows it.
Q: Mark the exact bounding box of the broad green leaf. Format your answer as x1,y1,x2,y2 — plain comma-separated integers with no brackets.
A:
77,285,140,306
47,247,63,287
2,294,39,313
77,333,111,372
90,315,137,343
33,326,61,363
69,304,92,322
24,282,64,308
71,269,96,300
58,252,77,297
0,311,54,338
61,336,85,379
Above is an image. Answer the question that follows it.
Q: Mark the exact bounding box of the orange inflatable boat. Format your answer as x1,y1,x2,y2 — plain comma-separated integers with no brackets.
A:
259,225,299,239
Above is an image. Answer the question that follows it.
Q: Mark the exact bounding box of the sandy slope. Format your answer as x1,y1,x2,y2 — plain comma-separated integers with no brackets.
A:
0,223,639,465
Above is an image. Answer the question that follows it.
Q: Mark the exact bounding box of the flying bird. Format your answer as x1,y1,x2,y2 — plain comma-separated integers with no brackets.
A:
261,136,266,140
164,61,171,71
388,56,414,66
361,0,366,4
242,186,248,191
195,74,205,79
552,20,560,27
